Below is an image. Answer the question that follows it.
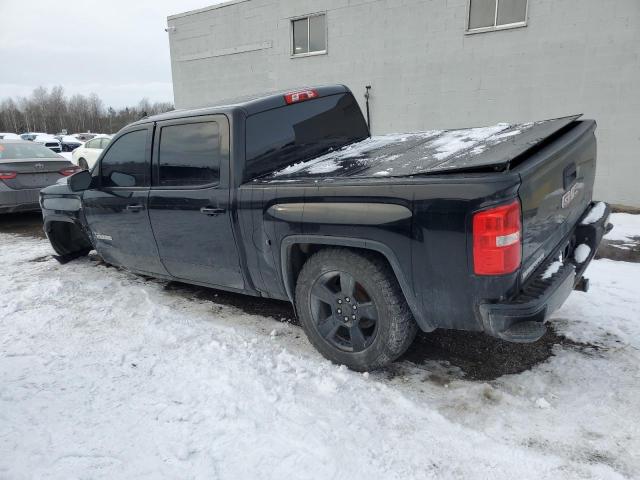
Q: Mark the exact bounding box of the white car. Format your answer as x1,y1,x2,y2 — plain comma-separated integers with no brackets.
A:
34,135,62,153
0,133,21,140
71,135,112,170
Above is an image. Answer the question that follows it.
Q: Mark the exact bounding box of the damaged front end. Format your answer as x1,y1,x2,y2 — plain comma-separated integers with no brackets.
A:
40,181,93,263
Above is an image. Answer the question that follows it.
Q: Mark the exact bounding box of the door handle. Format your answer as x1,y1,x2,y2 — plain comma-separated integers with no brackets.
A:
126,204,144,212
200,207,225,216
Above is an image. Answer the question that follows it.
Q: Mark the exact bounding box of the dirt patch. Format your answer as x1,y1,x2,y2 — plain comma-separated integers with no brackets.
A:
0,212,45,238
164,281,297,324
401,327,593,381
595,238,640,263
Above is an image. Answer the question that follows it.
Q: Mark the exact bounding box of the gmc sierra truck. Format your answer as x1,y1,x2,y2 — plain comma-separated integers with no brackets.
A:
40,85,611,371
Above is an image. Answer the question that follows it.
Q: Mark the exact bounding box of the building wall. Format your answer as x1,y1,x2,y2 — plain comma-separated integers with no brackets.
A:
167,0,640,207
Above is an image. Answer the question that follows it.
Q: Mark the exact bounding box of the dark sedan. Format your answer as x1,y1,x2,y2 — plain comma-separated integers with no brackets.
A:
60,135,83,152
0,139,80,213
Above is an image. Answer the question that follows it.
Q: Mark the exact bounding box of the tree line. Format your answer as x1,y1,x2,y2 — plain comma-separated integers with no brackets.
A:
0,86,174,135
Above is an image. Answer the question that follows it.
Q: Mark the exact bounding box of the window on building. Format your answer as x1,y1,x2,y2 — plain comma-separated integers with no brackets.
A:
467,0,528,32
157,122,221,187
291,13,326,56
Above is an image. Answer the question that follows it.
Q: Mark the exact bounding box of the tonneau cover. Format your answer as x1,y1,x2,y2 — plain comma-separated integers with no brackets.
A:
257,115,581,182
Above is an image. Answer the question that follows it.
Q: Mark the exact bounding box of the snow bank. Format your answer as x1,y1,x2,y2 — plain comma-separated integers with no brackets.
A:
1,234,639,478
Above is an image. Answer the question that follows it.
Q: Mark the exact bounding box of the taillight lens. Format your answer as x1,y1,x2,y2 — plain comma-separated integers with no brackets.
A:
473,200,522,275
0,171,17,180
60,166,81,176
284,89,319,104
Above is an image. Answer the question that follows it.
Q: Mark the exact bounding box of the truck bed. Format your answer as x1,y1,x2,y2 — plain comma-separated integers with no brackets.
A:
255,115,581,182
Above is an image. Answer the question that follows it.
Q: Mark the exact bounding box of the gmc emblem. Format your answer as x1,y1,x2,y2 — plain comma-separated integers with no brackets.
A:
562,184,579,208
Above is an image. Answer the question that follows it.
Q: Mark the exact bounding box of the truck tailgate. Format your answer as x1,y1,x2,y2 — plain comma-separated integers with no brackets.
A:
516,120,597,281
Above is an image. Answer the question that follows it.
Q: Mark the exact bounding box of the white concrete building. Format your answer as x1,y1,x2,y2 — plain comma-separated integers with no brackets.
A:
167,0,640,207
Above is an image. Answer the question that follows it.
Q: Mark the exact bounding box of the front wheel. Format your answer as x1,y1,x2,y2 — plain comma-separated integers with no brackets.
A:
78,158,88,170
295,248,417,371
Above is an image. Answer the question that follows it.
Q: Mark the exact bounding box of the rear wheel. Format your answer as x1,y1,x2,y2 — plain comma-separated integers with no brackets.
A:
78,158,88,170
295,248,417,371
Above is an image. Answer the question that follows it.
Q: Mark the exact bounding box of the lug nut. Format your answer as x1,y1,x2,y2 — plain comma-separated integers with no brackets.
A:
352,315,356,320
345,297,350,303
337,309,342,314
344,316,349,322
352,305,357,310
337,299,342,304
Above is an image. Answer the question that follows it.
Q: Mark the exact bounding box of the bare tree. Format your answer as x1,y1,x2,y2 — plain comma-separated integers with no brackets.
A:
0,86,174,134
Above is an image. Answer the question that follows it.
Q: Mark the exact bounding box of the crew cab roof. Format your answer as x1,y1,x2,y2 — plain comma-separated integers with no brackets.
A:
130,85,350,126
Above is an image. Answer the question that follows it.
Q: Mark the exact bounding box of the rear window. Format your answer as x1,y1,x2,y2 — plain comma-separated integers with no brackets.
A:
244,93,369,181
0,142,60,160
157,122,222,187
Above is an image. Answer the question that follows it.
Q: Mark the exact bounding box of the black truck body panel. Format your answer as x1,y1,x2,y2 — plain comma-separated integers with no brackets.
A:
40,85,608,343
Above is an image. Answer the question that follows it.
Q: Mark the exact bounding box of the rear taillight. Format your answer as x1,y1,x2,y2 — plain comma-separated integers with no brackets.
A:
284,89,319,104
60,166,81,176
473,200,522,275
0,171,17,180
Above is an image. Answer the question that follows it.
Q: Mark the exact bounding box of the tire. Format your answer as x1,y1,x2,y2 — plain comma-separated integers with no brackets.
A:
78,158,88,170
295,248,417,371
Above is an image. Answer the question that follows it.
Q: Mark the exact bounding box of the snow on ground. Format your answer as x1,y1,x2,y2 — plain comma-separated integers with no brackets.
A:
59,152,73,161
1,232,639,478
607,213,640,242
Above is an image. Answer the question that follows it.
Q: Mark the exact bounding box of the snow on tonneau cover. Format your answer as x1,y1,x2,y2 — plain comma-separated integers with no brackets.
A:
256,115,581,182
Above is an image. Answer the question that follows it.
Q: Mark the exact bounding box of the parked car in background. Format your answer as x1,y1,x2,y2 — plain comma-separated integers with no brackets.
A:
40,85,610,371
73,133,97,142
0,139,80,213
60,135,83,152
71,134,111,170
34,135,62,153
20,132,46,142
0,133,21,140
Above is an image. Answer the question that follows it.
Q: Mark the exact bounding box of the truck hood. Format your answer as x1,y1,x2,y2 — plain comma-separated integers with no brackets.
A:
258,115,581,182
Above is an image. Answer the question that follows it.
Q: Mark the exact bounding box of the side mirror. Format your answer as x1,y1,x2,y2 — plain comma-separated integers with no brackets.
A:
68,170,92,192
110,171,136,188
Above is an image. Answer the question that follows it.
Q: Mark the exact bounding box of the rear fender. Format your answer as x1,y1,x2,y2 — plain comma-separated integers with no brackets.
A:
280,235,435,332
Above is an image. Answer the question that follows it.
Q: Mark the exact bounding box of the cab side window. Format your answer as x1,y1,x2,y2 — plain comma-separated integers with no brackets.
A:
86,138,99,149
157,122,221,187
100,130,148,188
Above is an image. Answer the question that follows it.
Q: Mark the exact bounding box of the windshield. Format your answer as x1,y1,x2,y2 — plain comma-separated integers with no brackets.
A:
0,142,61,160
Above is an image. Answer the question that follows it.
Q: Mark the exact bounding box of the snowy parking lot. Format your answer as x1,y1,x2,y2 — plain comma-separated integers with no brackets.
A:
1,215,639,479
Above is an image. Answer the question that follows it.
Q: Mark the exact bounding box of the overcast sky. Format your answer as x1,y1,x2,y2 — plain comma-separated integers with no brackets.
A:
0,0,227,108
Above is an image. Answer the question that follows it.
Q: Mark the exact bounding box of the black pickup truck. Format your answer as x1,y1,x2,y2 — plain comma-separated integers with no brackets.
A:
40,85,611,371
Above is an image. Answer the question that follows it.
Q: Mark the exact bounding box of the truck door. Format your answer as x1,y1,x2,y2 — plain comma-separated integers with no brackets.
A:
82,125,168,275
148,115,244,289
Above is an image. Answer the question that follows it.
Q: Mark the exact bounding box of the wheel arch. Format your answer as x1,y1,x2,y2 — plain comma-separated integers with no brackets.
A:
44,216,92,257
280,235,434,332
